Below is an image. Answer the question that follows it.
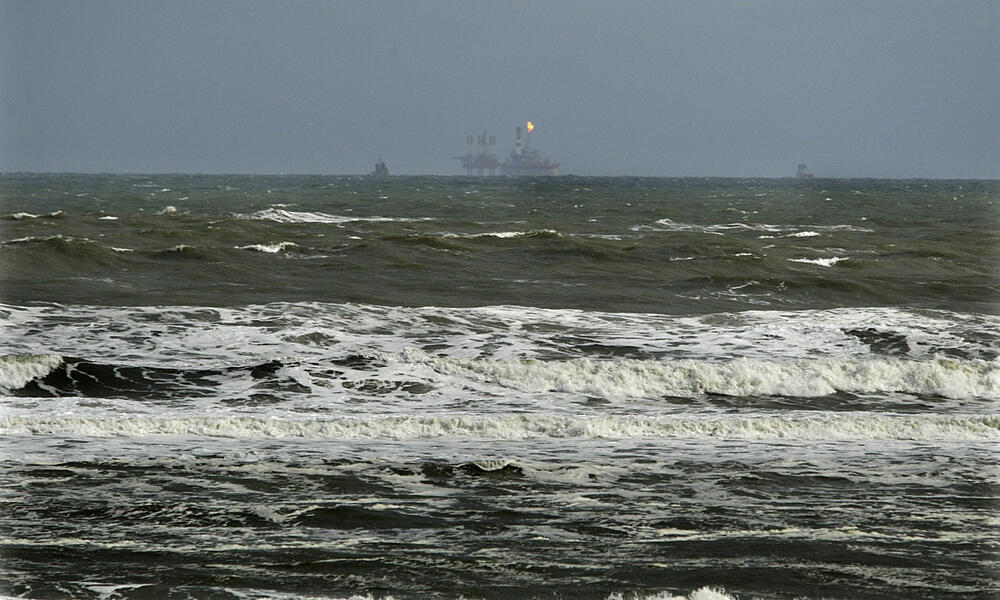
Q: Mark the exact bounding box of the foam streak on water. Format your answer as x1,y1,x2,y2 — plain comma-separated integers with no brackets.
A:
0,175,998,600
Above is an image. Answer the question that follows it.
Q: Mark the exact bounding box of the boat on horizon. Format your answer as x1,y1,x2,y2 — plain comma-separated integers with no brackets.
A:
370,158,389,177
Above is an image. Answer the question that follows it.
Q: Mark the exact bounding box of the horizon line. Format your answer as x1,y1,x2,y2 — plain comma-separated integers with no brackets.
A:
4,171,998,181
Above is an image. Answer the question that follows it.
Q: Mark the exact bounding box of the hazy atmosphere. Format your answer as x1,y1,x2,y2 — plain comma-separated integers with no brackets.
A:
4,4,1000,599
2,0,997,178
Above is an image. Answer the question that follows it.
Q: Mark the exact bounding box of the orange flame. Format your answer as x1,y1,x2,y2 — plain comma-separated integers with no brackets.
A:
526,121,535,133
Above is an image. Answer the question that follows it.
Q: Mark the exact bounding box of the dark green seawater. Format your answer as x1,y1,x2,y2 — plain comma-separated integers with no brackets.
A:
3,174,997,312
1,174,998,600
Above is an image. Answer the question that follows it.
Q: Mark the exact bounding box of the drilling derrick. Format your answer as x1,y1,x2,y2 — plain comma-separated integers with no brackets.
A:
454,131,500,175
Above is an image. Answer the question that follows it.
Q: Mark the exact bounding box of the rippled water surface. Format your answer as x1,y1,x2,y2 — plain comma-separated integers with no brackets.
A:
1,174,998,599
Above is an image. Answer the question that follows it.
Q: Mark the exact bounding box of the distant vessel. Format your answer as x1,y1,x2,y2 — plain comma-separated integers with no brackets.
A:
454,132,500,175
371,158,389,177
500,122,560,176
797,162,815,178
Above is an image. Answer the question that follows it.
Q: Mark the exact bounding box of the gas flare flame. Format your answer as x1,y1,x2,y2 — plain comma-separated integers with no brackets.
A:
526,121,535,133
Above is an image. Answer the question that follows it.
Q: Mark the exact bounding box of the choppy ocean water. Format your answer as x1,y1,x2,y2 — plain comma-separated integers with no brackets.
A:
1,174,998,600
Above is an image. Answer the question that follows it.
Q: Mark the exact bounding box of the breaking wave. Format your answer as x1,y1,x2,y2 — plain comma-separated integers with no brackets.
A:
0,353,294,399
0,353,63,390
241,208,431,225
633,219,874,236
4,210,66,220
0,586,738,600
3,351,998,403
400,351,1000,400
2,413,996,441
2,234,103,250
789,256,849,267
442,229,562,240
235,241,299,253
605,589,736,600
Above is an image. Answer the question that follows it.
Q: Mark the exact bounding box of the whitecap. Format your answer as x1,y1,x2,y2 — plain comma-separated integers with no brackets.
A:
443,230,561,239
788,257,848,267
400,351,1000,400
0,353,63,390
3,412,995,442
606,587,737,600
3,304,994,387
235,242,298,253
243,208,431,225
8,211,65,219
635,219,872,236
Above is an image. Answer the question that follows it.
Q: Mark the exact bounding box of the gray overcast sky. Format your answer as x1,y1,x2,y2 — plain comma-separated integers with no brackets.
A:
2,1,997,178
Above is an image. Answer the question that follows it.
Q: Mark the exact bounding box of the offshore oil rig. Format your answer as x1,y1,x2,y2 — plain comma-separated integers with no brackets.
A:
454,131,500,175
456,122,560,176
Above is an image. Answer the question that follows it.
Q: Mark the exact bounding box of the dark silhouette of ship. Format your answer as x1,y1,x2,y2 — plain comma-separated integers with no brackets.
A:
370,158,388,177
797,162,815,178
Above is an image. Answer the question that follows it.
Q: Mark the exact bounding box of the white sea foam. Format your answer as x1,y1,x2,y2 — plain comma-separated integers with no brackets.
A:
8,210,65,219
4,236,38,244
606,588,735,600
470,458,519,471
633,219,872,236
236,242,298,253
0,353,62,390
231,593,397,600
400,352,1000,400
0,304,995,376
631,218,726,235
3,234,82,245
789,256,848,267
244,208,430,225
444,229,561,239
2,413,996,441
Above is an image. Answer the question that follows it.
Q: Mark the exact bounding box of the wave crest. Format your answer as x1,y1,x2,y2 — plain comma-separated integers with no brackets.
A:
4,210,66,220
0,353,63,390
607,588,736,600
2,413,995,441
401,351,1000,400
235,241,299,253
241,208,430,225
